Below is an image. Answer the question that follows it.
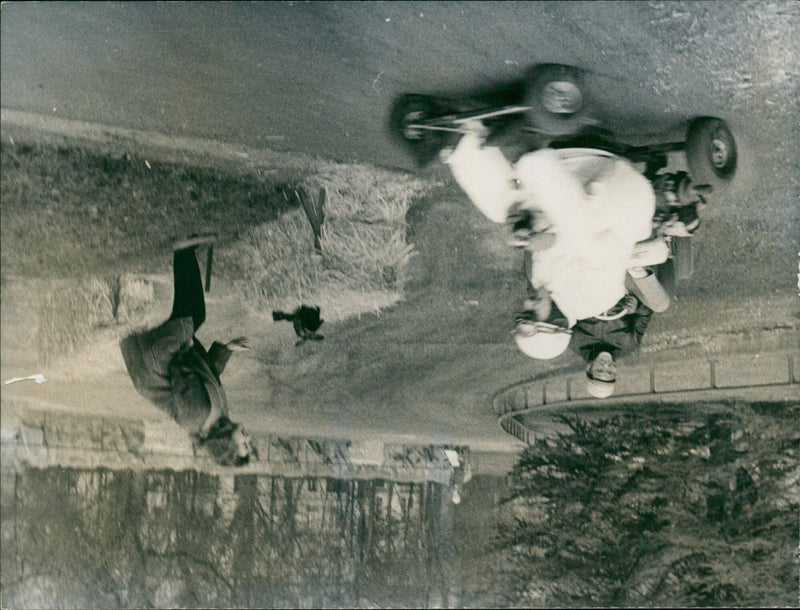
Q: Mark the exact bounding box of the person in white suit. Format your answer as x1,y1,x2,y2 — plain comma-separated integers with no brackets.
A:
443,125,670,396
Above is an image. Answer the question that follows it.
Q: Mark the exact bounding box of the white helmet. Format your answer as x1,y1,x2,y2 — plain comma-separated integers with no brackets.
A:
514,321,572,360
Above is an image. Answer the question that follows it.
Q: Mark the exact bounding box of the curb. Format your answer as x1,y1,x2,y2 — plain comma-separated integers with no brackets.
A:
495,349,800,445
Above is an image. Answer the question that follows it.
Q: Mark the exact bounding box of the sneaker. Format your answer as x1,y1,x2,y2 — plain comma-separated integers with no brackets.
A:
659,219,693,237
172,232,218,252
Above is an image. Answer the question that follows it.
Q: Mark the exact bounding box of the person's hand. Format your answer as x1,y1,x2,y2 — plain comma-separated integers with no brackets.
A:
226,336,252,352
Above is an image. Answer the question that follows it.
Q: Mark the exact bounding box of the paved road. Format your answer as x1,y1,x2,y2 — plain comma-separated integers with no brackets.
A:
2,2,798,450
5,1,796,170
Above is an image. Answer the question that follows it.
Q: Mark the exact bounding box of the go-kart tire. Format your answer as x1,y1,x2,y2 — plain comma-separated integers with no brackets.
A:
656,258,677,295
657,237,693,296
685,117,737,188
523,64,588,137
672,235,694,281
389,94,452,167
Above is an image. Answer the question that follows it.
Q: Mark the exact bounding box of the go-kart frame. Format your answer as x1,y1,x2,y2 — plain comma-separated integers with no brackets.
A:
388,63,738,193
388,64,739,290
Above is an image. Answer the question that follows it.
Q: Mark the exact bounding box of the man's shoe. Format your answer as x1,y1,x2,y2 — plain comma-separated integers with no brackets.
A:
659,220,692,237
625,268,671,313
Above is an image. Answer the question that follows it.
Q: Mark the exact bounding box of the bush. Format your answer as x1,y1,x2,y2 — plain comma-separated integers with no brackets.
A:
303,161,428,225
495,402,799,608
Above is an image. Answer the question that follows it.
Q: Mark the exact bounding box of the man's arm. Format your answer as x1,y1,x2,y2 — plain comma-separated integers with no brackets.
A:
206,336,251,378
444,132,518,224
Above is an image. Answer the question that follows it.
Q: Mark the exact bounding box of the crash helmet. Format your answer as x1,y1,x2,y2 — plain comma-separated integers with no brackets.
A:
514,321,572,360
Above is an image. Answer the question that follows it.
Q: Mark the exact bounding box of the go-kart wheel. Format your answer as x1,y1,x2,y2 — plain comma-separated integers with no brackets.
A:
523,64,588,137
389,94,452,167
657,236,693,295
672,235,694,281
656,258,677,296
685,117,737,187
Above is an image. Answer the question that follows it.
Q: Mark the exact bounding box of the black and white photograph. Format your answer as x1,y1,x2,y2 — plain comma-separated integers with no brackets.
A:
1,1,798,607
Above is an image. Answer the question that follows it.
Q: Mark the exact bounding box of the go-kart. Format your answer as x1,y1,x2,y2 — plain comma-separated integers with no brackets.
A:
388,63,739,289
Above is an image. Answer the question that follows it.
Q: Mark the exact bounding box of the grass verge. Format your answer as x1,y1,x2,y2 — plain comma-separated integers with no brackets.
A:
1,138,431,364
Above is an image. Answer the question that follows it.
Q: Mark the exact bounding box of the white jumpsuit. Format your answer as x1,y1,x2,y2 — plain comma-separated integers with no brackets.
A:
445,133,657,327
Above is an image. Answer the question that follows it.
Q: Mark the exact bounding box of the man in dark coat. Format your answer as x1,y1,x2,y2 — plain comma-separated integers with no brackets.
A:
120,235,255,466
568,294,653,398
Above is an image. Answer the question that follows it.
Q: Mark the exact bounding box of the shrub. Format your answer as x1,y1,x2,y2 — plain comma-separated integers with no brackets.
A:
496,402,799,608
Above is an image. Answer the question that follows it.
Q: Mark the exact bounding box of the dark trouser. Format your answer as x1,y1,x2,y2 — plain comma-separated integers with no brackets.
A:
169,248,206,332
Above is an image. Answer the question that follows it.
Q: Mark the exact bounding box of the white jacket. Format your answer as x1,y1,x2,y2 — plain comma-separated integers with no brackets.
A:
446,134,655,326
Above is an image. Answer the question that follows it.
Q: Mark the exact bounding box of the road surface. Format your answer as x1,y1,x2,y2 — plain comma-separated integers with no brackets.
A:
3,2,797,170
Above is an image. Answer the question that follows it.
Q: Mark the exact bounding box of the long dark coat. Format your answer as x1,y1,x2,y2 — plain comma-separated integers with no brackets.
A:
119,317,231,434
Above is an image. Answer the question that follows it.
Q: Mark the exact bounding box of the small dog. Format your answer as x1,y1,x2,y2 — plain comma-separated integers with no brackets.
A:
272,305,324,346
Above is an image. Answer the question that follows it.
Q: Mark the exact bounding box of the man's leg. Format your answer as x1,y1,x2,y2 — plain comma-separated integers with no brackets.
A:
630,237,670,268
625,267,670,313
522,250,553,321
169,247,206,332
